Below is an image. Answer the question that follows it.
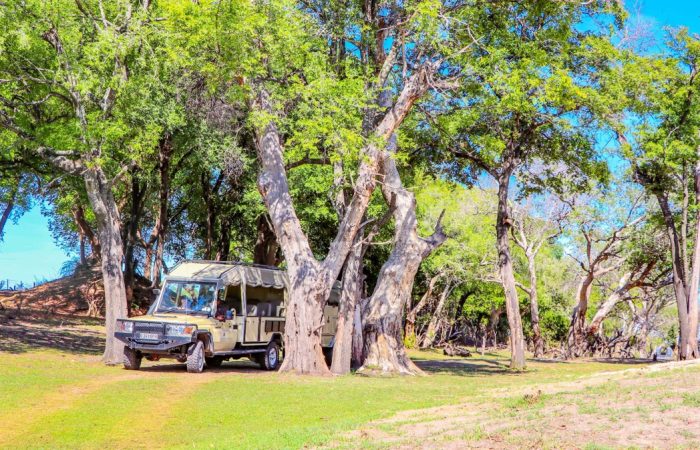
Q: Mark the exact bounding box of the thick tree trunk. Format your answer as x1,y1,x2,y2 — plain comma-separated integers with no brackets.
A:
420,281,453,349
358,144,446,376
331,235,363,374
84,168,128,365
496,173,526,369
251,62,430,374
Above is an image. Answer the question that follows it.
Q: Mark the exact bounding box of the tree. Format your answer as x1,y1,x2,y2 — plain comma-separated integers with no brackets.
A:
0,0,180,363
423,1,619,368
611,29,700,359
511,194,569,357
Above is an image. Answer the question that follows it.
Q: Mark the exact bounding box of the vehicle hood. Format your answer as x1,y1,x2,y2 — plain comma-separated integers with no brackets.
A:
129,314,213,326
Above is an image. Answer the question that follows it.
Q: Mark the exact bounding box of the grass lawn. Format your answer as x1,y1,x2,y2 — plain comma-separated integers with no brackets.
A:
0,317,695,449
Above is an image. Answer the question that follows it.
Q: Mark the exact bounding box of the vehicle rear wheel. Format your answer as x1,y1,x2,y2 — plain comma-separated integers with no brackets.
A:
187,341,205,373
123,346,142,370
259,341,280,371
206,356,224,368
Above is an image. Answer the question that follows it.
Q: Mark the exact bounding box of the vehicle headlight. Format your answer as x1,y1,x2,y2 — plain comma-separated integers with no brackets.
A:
116,320,133,333
165,324,196,336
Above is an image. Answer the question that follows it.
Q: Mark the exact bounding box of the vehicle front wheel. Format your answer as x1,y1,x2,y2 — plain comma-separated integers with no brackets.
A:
259,341,281,371
187,341,205,373
206,356,224,368
123,346,142,370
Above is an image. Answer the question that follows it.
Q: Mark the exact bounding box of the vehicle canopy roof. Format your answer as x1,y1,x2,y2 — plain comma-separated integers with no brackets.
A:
166,260,287,290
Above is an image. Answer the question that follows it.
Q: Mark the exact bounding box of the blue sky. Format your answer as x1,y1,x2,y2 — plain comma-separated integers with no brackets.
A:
1,1,699,285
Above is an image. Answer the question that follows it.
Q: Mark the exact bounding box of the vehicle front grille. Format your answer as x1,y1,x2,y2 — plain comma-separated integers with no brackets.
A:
133,322,164,341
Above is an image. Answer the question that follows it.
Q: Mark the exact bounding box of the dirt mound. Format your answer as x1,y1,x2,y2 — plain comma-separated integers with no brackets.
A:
0,266,155,319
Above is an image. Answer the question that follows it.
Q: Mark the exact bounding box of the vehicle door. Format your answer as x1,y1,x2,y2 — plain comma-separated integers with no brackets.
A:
214,285,241,351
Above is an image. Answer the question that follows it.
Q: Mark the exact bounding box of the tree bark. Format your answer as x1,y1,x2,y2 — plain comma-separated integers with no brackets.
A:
525,255,544,357
253,214,280,266
358,142,446,376
405,272,442,342
72,203,101,259
495,171,526,369
657,193,695,359
331,234,363,374
124,175,146,302
84,167,128,364
568,273,594,356
420,281,453,349
0,179,18,240
251,60,431,374
686,154,700,359
351,297,365,368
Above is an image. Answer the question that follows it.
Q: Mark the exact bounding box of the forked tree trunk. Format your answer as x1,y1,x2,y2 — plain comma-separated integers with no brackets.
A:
331,235,363,374
84,168,128,365
421,281,453,349
496,172,526,369
405,272,441,342
358,145,446,376
656,193,696,360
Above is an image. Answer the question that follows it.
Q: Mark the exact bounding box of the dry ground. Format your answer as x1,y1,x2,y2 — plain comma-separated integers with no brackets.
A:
328,361,700,449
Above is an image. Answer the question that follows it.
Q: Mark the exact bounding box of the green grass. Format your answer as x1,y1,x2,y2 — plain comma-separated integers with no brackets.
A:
0,348,651,450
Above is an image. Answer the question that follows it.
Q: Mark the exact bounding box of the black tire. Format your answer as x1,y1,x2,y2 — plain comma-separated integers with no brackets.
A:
206,356,224,368
259,341,281,371
123,346,142,370
187,341,205,373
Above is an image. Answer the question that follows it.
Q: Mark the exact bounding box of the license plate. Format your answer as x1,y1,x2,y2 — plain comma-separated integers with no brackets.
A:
137,332,159,340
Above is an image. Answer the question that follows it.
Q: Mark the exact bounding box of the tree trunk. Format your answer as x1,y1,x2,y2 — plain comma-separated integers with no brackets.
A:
405,272,441,343
0,179,18,240
567,273,594,357
84,168,128,365
496,172,526,369
421,281,453,349
331,234,363,374
124,175,146,302
358,143,446,376
656,193,694,359
251,61,430,374
351,297,365,368
686,154,700,359
525,253,544,358
72,203,101,259
488,307,502,349
587,272,632,337
253,214,280,266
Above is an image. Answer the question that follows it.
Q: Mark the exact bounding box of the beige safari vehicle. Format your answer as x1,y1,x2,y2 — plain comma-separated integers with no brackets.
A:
115,260,338,373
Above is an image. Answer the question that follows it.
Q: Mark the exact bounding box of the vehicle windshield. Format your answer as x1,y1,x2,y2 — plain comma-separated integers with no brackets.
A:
156,281,217,315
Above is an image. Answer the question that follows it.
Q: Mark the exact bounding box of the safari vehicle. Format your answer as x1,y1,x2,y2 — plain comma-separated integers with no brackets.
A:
115,260,338,373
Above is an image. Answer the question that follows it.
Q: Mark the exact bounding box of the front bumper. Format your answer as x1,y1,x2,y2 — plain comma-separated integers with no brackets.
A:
115,332,195,353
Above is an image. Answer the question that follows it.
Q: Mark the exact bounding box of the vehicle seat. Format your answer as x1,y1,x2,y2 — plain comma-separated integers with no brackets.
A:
257,302,271,317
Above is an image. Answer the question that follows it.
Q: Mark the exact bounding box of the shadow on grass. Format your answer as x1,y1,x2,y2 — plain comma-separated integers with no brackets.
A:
413,357,515,376
0,314,104,355
139,360,267,374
